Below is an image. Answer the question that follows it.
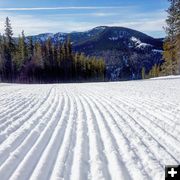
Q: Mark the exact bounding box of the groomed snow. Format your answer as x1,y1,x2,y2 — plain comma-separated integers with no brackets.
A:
0,78,180,180
151,75,180,80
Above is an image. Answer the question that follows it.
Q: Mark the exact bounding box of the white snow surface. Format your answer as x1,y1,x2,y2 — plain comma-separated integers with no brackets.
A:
151,75,180,80
131,36,141,44
0,79,180,180
130,36,152,49
152,49,163,53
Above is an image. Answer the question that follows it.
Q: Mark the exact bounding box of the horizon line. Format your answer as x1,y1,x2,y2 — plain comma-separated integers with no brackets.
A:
12,26,165,39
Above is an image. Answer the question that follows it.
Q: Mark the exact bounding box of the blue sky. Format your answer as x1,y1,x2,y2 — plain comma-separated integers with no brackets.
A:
0,0,169,37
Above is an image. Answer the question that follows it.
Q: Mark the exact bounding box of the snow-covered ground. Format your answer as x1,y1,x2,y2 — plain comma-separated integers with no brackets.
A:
151,75,180,80
0,78,180,180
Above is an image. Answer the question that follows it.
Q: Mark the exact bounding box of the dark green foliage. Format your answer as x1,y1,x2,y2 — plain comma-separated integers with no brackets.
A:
141,67,146,79
0,18,106,83
73,27,163,80
3,17,15,82
162,0,180,75
148,64,160,78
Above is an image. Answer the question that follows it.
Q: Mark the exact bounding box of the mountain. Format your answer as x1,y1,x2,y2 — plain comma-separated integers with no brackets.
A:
29,26,164,80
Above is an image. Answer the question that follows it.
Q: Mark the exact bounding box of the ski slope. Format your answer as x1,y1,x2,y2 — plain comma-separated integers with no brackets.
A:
0,78,180,180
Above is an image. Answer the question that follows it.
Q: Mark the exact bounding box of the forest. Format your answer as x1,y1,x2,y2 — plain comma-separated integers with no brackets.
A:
162,0,180,76
0,18,106,83
146,0,180,78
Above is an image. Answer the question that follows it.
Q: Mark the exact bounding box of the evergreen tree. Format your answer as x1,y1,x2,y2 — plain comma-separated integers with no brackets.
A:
163,0,180,75
67,37,72,58
176,33,180,71
14,31,28,72
4,17,15,51
141,67,146,79
0,35,5,80
27,37,34,58
4,17,15,81
175,0,180,72
34,42,44,69
162,39,176,74
0,17,106,83
21,31,28,60
148,64,160,78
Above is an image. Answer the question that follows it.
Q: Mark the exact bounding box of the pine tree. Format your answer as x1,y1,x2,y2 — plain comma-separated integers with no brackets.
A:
34,42,44,69
67,37,72,58
0,17,106,83
174,0,180,35
4,17,15,51
14,31,28,72
27,37,34,58
4,17,15,81
148,64,160,78
176,33,180,71
46,38,53,66
163,0,180,75
162,39,176,75
175,0,180,73
141,67,146,79
14,35,22,71
0,35,5,80
98,58,105,81
21,31,28,60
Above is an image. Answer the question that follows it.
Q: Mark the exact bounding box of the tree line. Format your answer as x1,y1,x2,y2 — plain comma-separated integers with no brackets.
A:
142,0,180,79
0,17,106,83
162,0,180,75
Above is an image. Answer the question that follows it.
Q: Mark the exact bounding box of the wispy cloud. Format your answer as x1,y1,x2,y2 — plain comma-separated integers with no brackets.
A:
108,19,166,32
108,11,167,32
0,6,131,11
0,6,167,37
0,13,95,36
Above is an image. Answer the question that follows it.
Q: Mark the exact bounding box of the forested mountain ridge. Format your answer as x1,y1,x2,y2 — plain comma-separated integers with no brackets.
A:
0,18,105,83
1,22,164,82
29,26,163,49
28,26,164,80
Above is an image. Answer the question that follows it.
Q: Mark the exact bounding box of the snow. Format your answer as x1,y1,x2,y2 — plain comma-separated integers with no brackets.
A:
136,43,152,48
0,79,180,180
93,26,106,30
152,49,163,53
151,75,180,80
109,37,119,41
130,36,152,49
36,33,54,42
131,36,141,44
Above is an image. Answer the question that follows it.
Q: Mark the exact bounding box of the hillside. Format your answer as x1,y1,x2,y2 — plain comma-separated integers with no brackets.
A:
29,26,164,80
0,78,180,180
